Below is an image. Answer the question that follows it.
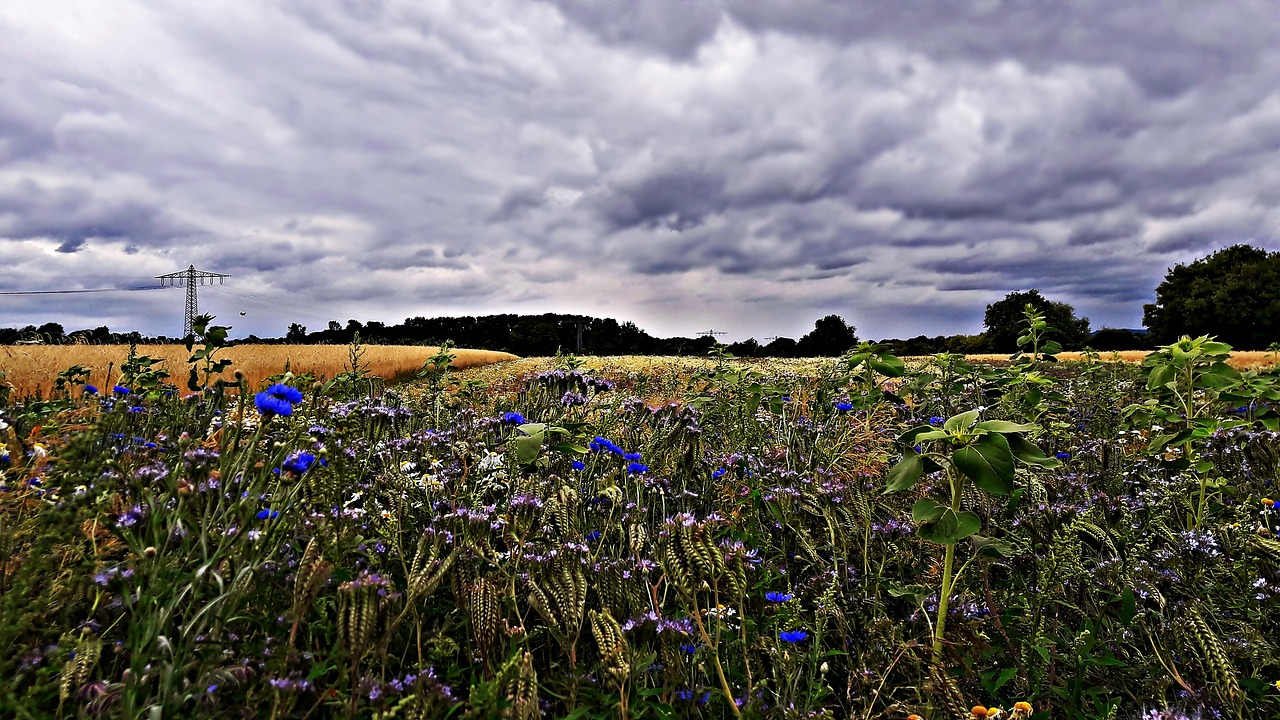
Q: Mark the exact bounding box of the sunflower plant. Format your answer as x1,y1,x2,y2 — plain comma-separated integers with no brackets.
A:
885,408,1059,661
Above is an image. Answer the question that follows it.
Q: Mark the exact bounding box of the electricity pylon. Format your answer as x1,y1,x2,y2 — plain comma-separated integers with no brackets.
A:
696,329,727,338
156,265,230,337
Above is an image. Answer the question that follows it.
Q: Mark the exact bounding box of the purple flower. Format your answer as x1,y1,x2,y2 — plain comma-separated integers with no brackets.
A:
779,629,808,644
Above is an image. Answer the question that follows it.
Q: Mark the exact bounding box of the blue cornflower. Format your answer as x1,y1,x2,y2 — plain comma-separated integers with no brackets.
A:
624,452,642,461
256,509,279,520
585,530,602,542
571,460,585,471
765,592,793,603
681,644,698,654
833,401,853,412
627,462,649,474
281,452,319,475
929,416,944,425
255,394,291,417
711,468,727,479
675,689,694,701
255,383,303,417
501,412,527,425
83,385,99,395
779,629,808,644
1056,452,1071,460
207,684,218,694
590,436,624,456
112,385,131,395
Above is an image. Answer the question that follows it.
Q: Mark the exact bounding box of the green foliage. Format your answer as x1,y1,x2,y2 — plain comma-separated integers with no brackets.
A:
984,289,1091,352
1143,243,1280,348
797,314,859,357
2,347,1280,719
184,314,235,392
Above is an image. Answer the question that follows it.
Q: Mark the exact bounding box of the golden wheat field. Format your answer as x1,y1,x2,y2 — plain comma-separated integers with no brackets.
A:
0,344,518,397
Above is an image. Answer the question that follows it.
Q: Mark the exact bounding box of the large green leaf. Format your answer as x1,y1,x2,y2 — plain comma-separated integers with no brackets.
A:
911,498,947,523
897,425,936,445
1197,362,1242,389
944,409,981,432
1006,433,1060,468
885,452,924,493
1147,364,1177,391
918,509,981,545
974,420,1037,434
868,354,905,378
918,510,958,545
954,511,982,540
513,423,547,465
952,434,1016,495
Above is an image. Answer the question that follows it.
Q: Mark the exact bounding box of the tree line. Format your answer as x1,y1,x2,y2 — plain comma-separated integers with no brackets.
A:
3,243,1277,354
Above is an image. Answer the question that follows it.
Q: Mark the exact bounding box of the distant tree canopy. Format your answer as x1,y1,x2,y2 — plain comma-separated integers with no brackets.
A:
1143,244,1280,349
983,290,1091,352
797,314,859,356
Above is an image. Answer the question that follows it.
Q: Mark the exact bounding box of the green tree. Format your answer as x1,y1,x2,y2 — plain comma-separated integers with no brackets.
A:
983,290,1090,352
797,314,859,356
1143,244,1280,349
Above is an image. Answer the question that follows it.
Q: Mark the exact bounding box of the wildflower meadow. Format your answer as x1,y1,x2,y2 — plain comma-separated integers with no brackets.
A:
3,310,1280,719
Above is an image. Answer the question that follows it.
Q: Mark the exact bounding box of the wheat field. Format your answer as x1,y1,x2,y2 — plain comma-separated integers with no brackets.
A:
0,344,518,397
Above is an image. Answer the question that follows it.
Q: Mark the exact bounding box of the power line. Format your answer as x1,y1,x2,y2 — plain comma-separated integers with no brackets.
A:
0,286,165,295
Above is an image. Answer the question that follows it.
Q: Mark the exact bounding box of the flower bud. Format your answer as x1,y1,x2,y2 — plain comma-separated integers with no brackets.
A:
819,661,829,674
144,546,157,558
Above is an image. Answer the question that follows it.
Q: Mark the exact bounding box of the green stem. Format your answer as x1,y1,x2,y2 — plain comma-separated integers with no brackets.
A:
932,543,957,663
931,469,962,663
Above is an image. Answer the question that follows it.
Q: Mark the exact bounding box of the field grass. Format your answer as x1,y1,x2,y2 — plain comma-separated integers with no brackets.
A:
3,346,1280,718
0,344,518,397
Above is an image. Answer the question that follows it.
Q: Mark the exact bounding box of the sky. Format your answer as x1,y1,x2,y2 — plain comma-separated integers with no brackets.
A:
1,0,1278,343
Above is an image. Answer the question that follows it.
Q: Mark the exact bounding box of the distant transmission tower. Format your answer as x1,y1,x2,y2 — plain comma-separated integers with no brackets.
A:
697,329,727,339
156,265,231,337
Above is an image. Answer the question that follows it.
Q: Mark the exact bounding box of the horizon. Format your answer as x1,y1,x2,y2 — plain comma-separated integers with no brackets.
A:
2,2,1278,341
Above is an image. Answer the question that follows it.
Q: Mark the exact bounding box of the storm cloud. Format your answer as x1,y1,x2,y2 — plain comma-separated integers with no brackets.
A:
1,0,1277,341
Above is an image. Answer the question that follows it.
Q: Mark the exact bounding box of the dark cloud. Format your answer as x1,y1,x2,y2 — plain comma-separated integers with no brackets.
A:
0,0,1277,341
